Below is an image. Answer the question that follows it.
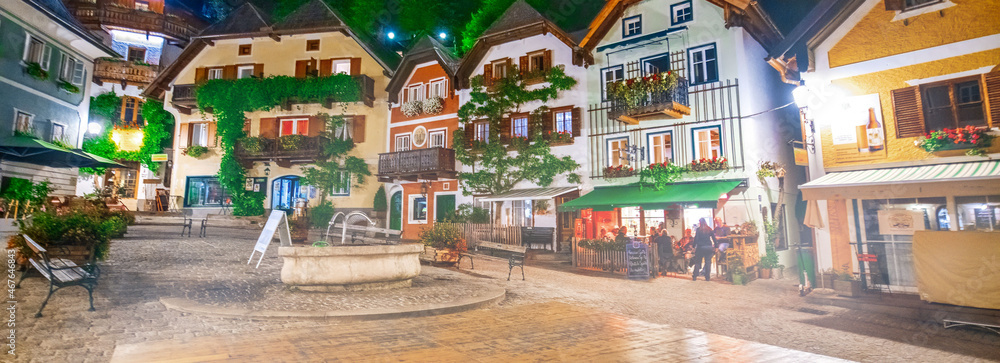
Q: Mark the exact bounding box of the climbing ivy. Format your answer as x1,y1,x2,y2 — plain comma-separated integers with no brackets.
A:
194,75,366,216
81,93,174,175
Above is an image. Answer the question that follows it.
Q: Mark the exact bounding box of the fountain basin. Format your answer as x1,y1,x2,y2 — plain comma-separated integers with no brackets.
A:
279,244,423,291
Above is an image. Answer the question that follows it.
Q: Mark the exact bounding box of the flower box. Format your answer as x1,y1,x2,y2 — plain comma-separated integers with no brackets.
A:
604,165,635,178
689,156,728,172
917,127,994,157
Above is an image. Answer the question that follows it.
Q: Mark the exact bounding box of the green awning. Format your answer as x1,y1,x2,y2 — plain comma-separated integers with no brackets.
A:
559,180,743,211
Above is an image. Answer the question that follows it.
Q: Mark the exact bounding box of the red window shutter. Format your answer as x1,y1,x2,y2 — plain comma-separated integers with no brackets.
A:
984,71,1000,128
223,65,237,80
207,122,217,147
571,107,582,137
519,56,528,75
259,117,277,138
350,58,361,76
885,0,904,11
483,63,493,84
319,59,333,77
295,60,308,78
296,119,308,135
253,64,263,78
194,67,207,83
544,50,553,71
891,86,926,138
352,116,366,143
178,123,189,148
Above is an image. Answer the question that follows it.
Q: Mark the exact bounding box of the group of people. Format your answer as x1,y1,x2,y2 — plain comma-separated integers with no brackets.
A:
596,218,732,281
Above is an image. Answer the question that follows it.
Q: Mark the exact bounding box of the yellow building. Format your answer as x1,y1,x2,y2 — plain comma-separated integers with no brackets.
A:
768,0,1000,292
144,0,398,215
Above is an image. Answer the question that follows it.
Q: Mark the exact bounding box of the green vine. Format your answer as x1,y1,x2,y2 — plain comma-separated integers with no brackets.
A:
81,94,174,175
194,75,365,216
638,162,687,191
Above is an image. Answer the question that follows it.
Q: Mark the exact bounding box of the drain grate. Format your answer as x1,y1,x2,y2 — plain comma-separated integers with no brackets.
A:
797,307,829,315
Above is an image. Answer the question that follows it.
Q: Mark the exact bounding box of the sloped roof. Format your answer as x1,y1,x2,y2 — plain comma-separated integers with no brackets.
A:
387,35,460,103
272,0,344,31
198,2,272,37
766,0,865,83
482,0,548,37
21,0,117,56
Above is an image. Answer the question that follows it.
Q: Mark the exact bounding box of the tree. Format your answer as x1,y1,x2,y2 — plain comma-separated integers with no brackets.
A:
453,66,580,222
300,114,371,199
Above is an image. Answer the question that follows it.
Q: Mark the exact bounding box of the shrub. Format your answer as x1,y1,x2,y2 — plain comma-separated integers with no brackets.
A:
103,216,128,238
372,187,387,212
578,238,626,252
25,62,48,80
109,210,136,225
441,203,490,223
279,134,306,150
418,223,466,251
239,136,264,154
57,80,80,94
184,145,209,158
15,209,113,261
309,201,336,229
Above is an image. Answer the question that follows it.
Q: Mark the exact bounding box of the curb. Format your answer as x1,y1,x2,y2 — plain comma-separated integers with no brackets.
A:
160,286,506,321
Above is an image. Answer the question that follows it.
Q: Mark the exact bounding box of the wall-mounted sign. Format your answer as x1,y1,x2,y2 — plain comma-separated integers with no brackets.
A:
877,209,925,235
245,177,267,192
150,154,169,162
828,94,885,154
412,126,427,147
794,147,808,166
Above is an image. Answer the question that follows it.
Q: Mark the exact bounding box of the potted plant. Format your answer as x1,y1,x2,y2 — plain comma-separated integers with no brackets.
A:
401,100,422,117
25,62,48,81
832,265,861,297
727,248,746,285
184,145,209,158
57,80,81,94
422,97,444,115
916,126,994,157
279,134,306,151
418,222,466,265
288,214,310,243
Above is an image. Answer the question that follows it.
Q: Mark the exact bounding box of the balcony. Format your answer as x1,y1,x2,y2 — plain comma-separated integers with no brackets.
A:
608,78,691,125
377,147,457,182
234,136,328,168
93,59,159,86
66,0,204,42
171,74,376,114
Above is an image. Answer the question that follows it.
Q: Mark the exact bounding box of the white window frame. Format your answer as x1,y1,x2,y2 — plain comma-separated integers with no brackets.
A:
671,1,693,25
330,171,350,196
207,68,223,80
395,133,412,152
190,123,208,147
555,110,572,134
691,125,722,160
23,33,51,70
237,65,254,79
13,109,34,134
607,137,629,168
408,194,428,224
333,60,351,75
333,117,353,140
688,43,718,85
429,129,447,148
406,83,425,103
602,65,624,101
280,117,309,136
428,78,447,99
475,122,490,143
647,131,674,164
622,15,642,38
50,121,66,143
135,0,150,11
491,59,508,79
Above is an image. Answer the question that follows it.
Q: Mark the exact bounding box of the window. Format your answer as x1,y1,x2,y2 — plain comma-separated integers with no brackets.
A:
529,51,545,72
14,110,33,134
555,110,572,134
331,171,350,196
406,84,425,103
395,134,411,151
602,65,624,101
671,1,693,25
333,117,354,141
238,44,252,56
429,130,446,148
23,34,51,70
492,59,508,79
648,131,673,164
190,123,208,146
608,137,629,167
692,126,721,160
511,200,532,226
642,53,671,75
135,1,150,11
955,195,1000,231
475,122,490,142
121,96,144,127
184,176,230,207
511,116,529,138
622,15,642,38
50,122,65,143
428,79,447,99
306,39,320,51
688,44,718,85
207,68,223,80
621,207,641,235
333,60,351,75
127,47,146,63
280,118,308,136
412,196,428,222
119,168,138,198
59,54,85,85
921,77,986,130
237,65,254,79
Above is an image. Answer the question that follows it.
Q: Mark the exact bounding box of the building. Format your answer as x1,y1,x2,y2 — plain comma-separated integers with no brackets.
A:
65,0,207,211
144,0,399,216
768,0,1000,292
0,0,117,195
453,0,594,249
564,0,805,269
380,36,462,240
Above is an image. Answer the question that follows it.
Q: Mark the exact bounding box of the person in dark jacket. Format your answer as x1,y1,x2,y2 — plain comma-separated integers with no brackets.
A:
691,218,717,281
655,230,675,275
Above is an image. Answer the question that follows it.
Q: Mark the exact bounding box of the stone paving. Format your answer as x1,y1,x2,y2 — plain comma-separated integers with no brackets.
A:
5,225,1000,362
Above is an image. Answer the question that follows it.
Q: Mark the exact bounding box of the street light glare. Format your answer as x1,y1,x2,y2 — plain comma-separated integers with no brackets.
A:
439,32,447,39
387,31,395,40
87,122,102,135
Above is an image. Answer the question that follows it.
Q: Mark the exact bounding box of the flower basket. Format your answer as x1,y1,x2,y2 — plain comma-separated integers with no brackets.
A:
25,62,48,81
279,134,306,151
549,131,573,144
58,80,80,94
183,145,209,158
638,161,686,190
604,165,635,178
607,71,679,109
917,127,993,157
401,100,422,117
690,156,728,172
422,97,444,115
239,136,264,154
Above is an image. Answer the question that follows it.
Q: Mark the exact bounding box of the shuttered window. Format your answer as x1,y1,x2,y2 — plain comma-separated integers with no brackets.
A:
892,74,994,138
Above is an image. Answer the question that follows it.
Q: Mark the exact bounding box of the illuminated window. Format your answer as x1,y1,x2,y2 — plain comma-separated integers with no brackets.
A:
692,126,721,160
280,118,308,136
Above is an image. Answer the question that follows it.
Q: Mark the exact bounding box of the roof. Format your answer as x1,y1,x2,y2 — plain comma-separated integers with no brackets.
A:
801,160,1000,200
21,0,117,57
386,36,460,103
198,2,272,38
765,0,865,84
272,0,344,31
454,0,591,87
559,180,742,211
478,186,579,202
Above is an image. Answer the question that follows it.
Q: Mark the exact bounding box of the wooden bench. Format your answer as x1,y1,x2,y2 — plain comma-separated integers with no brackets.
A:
15,235,99,317
458,241,526,281
521,227,555,250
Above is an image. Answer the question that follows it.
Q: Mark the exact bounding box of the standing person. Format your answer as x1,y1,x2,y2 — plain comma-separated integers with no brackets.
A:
655,230,674,276
615,226,630,244
691,218,718,281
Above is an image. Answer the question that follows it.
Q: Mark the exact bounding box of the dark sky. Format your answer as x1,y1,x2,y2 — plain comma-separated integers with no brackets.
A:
757,0,822,35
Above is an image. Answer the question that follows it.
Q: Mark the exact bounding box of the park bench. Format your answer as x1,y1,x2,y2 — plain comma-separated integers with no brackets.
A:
458,241,526,281
521,227,555,250
15,235,99,317
326,223,401,245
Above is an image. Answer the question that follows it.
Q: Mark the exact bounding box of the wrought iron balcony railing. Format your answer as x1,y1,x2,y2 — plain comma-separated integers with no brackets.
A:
608,77,691,124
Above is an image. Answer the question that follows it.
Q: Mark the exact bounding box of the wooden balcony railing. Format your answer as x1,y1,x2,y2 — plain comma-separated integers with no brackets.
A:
93,59,159,86
608,78,692,124
234,136,327,167
377,147,456,182
68,2,202,41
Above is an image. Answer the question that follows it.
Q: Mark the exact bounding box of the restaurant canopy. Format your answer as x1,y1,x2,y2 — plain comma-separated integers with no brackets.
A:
478,186,579,202
0,137,125,168
800,160,1000,200
559,180,742,211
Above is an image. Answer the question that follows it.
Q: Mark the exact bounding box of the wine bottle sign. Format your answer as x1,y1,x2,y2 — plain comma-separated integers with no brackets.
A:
866,107,884,152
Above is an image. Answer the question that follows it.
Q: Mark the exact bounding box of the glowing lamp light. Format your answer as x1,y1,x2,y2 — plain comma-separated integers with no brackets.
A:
387,31,395,40
719,193,729,200
87,122,102,135
439,32,447,39
792,85,810,107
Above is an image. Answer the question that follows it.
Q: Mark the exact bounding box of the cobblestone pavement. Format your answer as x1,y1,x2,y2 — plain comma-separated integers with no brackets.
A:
6,226,1000,362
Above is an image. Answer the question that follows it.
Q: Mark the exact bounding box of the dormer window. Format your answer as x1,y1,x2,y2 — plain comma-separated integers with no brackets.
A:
671,1,693,25
622,15,641,38
529,51,545,72
406,83,425,103
492,59,508,79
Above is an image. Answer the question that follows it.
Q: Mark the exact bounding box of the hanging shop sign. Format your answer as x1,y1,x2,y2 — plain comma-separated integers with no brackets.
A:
877,209,925,235
794,147,808,166
150,154,169,162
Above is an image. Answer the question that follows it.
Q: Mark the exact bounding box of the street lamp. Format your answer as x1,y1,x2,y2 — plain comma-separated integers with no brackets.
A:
387,31,395,40
264,161,271,177
87,122,102,135
439,32,447,39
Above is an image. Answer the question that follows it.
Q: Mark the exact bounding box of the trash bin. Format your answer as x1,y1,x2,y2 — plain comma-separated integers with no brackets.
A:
797,246,816,288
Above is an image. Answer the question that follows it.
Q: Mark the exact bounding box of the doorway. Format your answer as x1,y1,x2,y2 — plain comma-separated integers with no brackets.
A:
271,176,301,211
390,191,402,230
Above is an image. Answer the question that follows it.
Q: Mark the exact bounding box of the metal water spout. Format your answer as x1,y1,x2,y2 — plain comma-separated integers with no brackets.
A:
324,211,375,244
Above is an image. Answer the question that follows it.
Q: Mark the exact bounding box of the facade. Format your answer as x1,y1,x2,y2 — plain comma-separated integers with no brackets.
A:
144,0,398,215
769,0,1000,292
453,1,594,248
380,36,462,241
66,0,207,210
568,0,804,267
0,0,116,195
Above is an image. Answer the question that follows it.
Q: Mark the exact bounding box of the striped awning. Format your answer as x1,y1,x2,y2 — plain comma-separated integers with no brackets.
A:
801,160,1000,200
478,186,579,202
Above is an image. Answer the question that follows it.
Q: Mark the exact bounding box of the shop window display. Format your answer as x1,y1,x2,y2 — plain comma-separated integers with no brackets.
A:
955,195,1000,231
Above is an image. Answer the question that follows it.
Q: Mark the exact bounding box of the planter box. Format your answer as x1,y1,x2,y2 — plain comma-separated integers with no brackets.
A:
279,244,423,291
759,268,772,279
833,279,862,297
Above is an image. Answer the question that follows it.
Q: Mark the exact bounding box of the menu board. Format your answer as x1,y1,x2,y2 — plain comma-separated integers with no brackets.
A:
625,239,650,280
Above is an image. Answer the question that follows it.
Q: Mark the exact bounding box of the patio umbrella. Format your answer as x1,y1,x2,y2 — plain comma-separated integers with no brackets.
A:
804,199,824,229
0,137,125,168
